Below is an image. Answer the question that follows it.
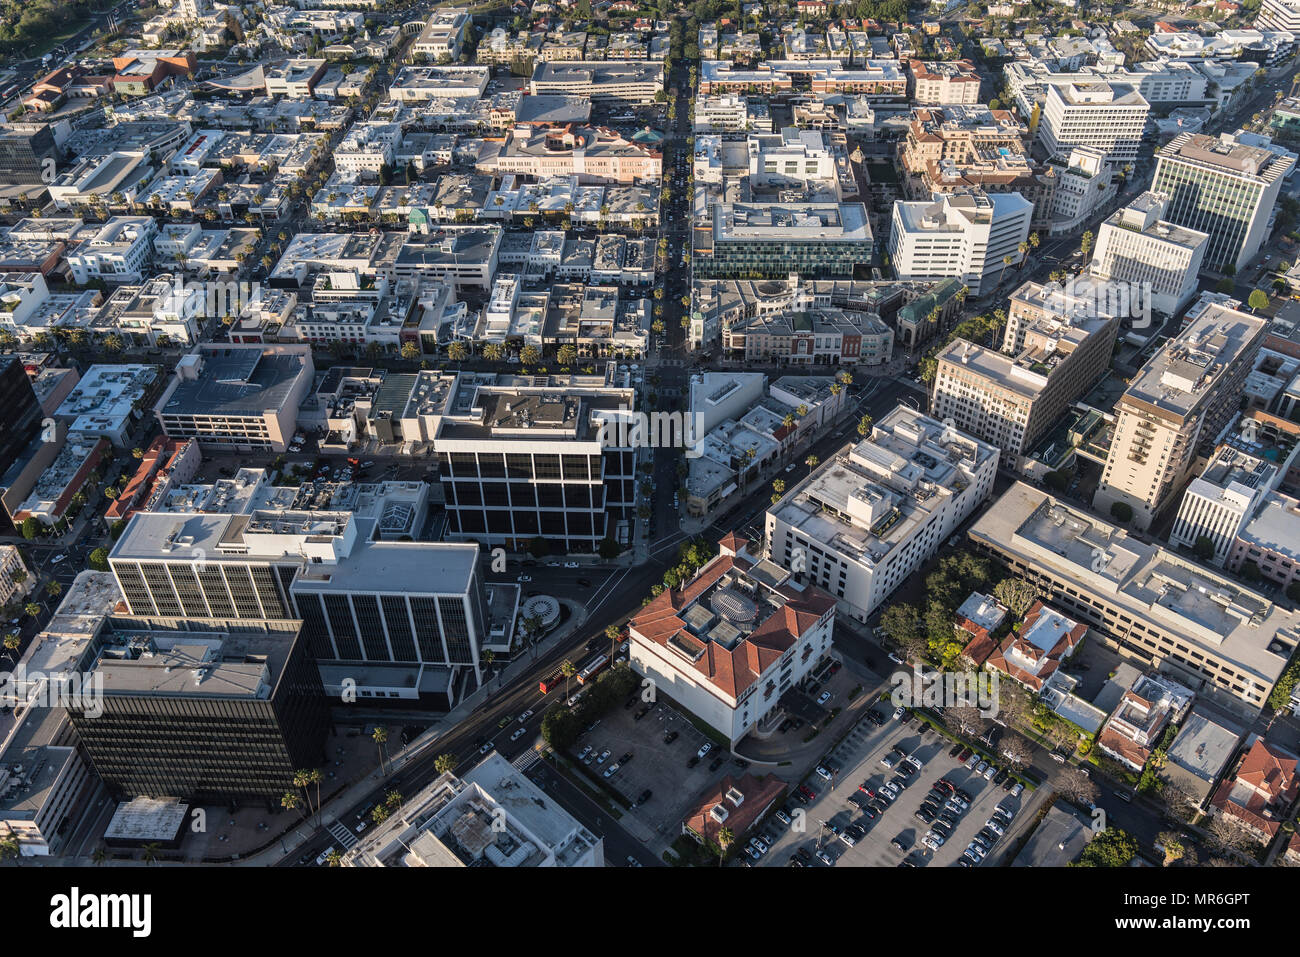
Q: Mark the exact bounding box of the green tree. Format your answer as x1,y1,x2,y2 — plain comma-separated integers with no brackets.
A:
1192,535,1217,561
447,341,469,362
716,826,734,865
88,547,110,571
19,518,38,541
520,344,542,365
1247,288,1270,313
1079,230,1094,260
400,341,421,360
1110,501,1133,523
557,344,577,366
993,577,1038,618
856,414,873,437
1072,828,1138,867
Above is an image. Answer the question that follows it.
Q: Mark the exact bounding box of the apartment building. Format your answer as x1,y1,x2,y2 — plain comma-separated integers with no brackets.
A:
931,278,1121,466
1210,737,1299,842
0,545,32,608
1150,131,1296,275
693,94,773,134
1088,191,1209,317
154,343,314,453
969,483,1299,718
411,7,470,61
490,124,662,185
696,203,873,279
888,188,1033,295
1093,294,1266,530
1036,81,1150,166
908,60,981,105
765,405,999,621
529,61,664,104
628,533,836,745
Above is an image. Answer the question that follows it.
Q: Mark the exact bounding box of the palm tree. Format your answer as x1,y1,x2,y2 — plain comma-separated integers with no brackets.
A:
716,826,734,865
805,454,819,469
325,849,343,867
373,726,389,775
281,791,304,819
91,846,107,865
142,842,160,864
606,623,622,663
293,769,316,823
434,753,458,775
561,659,577,701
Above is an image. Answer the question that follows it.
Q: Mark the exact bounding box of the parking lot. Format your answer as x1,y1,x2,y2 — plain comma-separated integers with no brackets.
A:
761,707,1041,868
570,696,754,843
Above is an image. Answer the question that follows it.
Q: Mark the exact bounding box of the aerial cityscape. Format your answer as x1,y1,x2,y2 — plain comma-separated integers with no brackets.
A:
2,0,1300,889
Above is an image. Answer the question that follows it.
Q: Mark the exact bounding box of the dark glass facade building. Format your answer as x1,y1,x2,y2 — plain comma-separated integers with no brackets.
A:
0,356,42,471
66,619,328,804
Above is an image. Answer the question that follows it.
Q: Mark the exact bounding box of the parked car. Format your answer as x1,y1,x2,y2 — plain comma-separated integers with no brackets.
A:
815,765,833,781
816,691,832,706
664,730,679,744
602,762,621,778
697,743,712,759
596,749,611,765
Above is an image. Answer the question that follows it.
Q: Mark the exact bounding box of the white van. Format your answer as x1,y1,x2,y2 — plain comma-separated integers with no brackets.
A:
315,846,335,866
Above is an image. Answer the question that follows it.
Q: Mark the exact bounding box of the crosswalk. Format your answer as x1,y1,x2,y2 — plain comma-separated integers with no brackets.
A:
327,820,358,850
511,748,542,772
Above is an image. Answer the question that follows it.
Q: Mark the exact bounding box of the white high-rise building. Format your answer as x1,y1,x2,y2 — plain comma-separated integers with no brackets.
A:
765,404,999,621
888,188,1033,295
1037,81,1149,166
1093,294,1267,530
1170,446,1284,565
1089,192,1209,318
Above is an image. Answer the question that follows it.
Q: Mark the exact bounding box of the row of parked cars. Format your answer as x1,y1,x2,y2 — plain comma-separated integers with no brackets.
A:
958,800,1018,867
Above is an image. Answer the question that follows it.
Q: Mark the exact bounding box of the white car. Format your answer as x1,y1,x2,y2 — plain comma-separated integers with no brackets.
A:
817,691,831,706
354,820,368,834
814,765,833,781
577,745,593,761
289,445,302,453
697,742,712,759
602,762,621,778
1010,782,1024,798
975,761,989,776
984,820,1005,836
50,554,66,564
510,727,527,741
785,464,796,473
361,461,374,468
596,749,611,764
516,575,532,583
923,831,945,848
892,707,905,721
983,764,997,781
517,710,533,723
564,561,579,568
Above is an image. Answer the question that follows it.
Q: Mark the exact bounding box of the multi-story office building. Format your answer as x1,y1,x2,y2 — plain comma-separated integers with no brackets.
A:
746,128,838,192
888,188,1033,295
0,125,57,186
0,706,95,858
1150,131,1296,275
695,203,872,279
765,405,999,621
529,61,664,104
490,124,662,185
423,368,638,553
153,344,314,453
65,216,158,285
1036,81,1149,166
65,618,329,803
1258,0,1300,32
1088,192,1209,317
1170,446,1285,565
344,754,604,866
0,355,44,484
931,278,1121,466
627,533,836,745
969,482,1299,718
1093,294,1267,530
908,59,981,105
0,545,32,608
108,508,504,707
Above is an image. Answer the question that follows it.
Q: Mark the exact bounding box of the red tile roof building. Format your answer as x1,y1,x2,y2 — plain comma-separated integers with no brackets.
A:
629,534,836,744
1210,738,1299,841
682,772,787,848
